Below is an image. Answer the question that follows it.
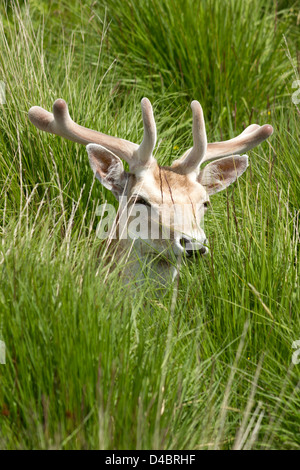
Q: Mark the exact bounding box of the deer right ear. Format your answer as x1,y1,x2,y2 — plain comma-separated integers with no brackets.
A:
86,144,128,198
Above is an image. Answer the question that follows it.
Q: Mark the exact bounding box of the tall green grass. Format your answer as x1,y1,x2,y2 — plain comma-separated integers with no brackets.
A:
0,0,299,449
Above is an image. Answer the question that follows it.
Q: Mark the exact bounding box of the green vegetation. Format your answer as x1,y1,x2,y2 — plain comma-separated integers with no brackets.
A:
0,0,299,449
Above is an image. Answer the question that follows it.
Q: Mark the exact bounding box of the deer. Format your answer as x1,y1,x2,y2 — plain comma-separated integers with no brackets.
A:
28,98,273,287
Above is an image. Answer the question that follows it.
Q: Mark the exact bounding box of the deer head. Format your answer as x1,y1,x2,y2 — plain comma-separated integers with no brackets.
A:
28,98,273,275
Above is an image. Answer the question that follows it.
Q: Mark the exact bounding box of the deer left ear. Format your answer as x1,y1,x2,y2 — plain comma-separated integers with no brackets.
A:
86,144,128,198
197,155,248,195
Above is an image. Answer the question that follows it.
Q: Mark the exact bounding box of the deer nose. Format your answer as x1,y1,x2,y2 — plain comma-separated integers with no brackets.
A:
180,238,208,257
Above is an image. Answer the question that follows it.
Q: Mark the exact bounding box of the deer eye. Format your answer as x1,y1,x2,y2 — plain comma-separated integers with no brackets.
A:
135,197,151,207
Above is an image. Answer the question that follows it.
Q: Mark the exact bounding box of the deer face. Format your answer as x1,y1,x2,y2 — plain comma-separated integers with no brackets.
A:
121,165,210,259
86,137,249,261
28,98,273,263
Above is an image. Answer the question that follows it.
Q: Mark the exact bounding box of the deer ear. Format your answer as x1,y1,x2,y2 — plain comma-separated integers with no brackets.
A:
86,144,127,198
197,155,248,195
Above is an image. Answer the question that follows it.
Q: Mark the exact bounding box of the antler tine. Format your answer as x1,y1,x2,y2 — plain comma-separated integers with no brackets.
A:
172,101,207,174
132,97,157,170
201,123,273,163
240,124,260,135
28,99,139,163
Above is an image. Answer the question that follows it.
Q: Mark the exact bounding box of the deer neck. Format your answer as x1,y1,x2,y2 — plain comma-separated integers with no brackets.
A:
104,235,178,288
